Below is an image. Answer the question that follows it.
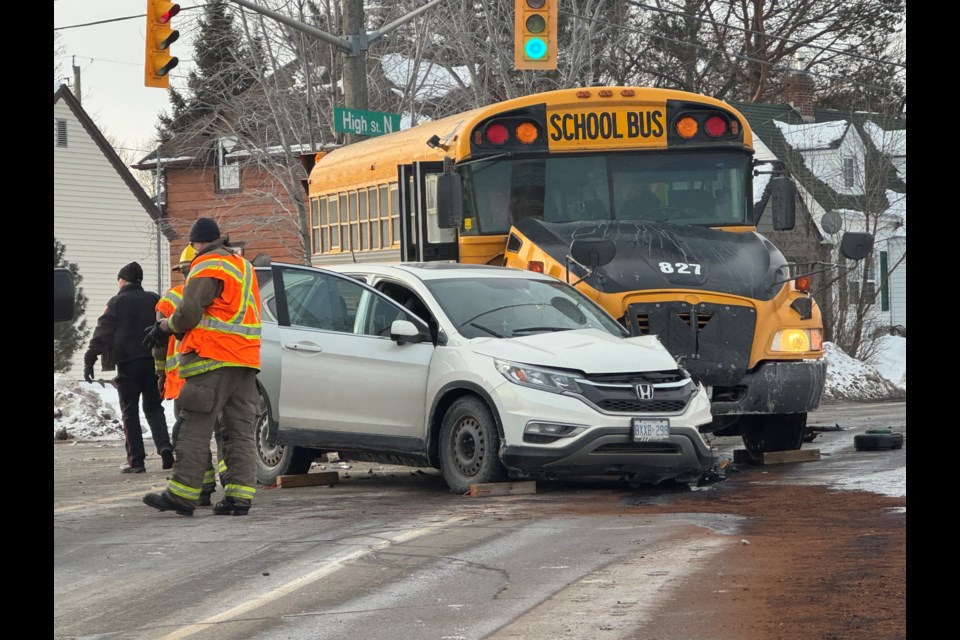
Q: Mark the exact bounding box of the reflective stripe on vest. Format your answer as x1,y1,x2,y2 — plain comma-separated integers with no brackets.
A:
177,253,261,377
156,286,186,399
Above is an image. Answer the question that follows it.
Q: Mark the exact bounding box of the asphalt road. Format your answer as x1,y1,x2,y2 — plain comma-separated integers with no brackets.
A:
53,400,905,640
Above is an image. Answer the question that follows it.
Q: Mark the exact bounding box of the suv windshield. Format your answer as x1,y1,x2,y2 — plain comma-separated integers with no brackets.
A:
426,276,627,339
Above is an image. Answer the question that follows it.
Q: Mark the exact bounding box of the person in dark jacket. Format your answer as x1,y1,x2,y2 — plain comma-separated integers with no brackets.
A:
84,261,173,473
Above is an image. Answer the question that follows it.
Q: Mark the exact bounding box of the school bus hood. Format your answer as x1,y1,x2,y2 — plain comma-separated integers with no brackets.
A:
512,219,788,301
468,328,679,374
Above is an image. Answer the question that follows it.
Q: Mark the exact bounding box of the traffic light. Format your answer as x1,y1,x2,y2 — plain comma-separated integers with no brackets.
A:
514,0,558,71
144,0,180,88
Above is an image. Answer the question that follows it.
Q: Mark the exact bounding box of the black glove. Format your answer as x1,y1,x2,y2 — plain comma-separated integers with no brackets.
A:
143,322,171,348
157,373,167,396
83,352,96,383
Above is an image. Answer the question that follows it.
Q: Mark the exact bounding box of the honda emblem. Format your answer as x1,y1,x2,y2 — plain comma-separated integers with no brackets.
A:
636,384,653,400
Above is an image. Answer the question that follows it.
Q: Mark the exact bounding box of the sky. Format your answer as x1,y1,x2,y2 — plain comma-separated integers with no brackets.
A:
54,335,906,495
54,0,198,158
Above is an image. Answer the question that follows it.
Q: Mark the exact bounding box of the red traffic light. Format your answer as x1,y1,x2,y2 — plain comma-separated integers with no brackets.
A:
158,3,180,24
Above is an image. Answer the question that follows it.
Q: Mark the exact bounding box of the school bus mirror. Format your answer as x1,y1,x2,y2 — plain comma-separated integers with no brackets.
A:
770,177,796,231
839,232,874,262
54,267,76,322
570,238,616,269
436,173,463,229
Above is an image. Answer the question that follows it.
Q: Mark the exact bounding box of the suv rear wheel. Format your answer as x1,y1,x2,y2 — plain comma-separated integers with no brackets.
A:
439,396,507,494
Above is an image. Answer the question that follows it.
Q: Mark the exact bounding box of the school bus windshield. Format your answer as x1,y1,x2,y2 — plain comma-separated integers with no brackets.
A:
459,150,752,235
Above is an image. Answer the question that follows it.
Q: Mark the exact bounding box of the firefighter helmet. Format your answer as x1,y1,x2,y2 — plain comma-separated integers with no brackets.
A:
176,245,196,272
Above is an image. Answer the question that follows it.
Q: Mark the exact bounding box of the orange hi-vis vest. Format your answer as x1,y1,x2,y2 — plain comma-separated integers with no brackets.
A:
177,252,261,377
156,285,185,399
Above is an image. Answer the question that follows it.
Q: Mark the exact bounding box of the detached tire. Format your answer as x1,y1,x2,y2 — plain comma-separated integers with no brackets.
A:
854,432,904,451
439,396,507,494
741,413,807,464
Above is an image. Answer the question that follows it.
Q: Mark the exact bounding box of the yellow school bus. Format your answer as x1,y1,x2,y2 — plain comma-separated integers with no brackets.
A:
307,86,870,461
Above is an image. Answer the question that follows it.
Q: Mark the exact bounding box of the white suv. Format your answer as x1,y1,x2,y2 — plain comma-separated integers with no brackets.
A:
254,262,716,492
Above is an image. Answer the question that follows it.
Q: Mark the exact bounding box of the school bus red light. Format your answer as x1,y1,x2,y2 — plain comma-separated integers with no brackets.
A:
704,115,727,137
620,89,635,97
528,261,544,273
676,116,698,139
485,123,509,145
515,122,539,144
794,275,812,292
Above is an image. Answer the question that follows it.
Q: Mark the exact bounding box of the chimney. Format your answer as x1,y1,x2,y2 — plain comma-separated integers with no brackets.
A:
785,57,814,122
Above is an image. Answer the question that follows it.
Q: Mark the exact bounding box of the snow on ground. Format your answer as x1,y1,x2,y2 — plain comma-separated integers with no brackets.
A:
53,338,906,442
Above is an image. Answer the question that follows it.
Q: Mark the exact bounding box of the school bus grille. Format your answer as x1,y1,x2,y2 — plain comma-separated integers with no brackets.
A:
629,311,713,335
624,301,756,387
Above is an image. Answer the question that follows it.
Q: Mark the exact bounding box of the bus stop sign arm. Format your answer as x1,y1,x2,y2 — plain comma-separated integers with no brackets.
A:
228,0,447,57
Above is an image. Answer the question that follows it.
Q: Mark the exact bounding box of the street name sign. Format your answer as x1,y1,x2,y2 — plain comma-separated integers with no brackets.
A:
334,107,401,137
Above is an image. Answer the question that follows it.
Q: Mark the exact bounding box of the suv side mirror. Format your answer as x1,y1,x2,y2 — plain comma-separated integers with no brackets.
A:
391,319,424,345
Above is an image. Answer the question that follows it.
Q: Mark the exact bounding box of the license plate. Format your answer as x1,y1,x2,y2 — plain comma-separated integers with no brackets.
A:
632,418,670,442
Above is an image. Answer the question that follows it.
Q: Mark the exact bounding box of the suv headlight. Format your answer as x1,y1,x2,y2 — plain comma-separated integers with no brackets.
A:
494,359,583,394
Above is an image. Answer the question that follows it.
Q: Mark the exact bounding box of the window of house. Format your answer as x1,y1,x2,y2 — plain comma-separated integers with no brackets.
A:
55,119,68,147
311,198,321,253
216,137,240,192
842,157,856,188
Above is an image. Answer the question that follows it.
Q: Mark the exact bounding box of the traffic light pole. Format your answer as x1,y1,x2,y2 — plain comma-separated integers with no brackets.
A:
227,0,445,143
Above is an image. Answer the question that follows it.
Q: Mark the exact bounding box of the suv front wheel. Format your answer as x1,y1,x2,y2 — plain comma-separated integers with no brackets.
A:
254,387,316,485
439,396,507,494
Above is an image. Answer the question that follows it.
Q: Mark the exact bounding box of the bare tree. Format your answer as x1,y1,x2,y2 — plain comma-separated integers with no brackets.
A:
808,116,905,361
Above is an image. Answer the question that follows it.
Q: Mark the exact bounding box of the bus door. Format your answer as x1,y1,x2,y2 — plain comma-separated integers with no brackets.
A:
398,162,459,262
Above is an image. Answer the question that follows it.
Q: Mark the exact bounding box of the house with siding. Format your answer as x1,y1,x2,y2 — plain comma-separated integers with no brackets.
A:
733,69,907,340
131,142,320,269
54,85,173,379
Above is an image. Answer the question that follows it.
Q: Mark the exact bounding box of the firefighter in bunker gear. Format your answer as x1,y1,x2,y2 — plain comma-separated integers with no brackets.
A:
150,244,226,506
143,218,261,517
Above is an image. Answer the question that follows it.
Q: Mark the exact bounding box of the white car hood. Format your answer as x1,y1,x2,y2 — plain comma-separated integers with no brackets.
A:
466,328,678,374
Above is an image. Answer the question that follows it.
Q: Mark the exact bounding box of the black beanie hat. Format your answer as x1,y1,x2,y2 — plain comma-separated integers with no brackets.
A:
117,262,143,283
189,217,221,242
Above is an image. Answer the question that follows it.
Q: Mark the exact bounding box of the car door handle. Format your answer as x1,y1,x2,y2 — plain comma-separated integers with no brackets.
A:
283,342,323,353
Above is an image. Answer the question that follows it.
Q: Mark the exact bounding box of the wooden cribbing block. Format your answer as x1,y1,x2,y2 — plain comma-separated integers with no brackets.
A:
733,449,821,465
277,471,340,488
468,481,537,497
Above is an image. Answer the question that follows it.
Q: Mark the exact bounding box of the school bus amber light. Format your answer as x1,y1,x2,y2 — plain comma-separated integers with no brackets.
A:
771,329,822,353
515,122,539,144
676,116,698,139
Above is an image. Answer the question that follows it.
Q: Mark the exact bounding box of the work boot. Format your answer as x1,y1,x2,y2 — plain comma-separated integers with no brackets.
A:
199,488,215,507
160,448,174,470
142,492,194,516
121,466,146,474
212,497,250,516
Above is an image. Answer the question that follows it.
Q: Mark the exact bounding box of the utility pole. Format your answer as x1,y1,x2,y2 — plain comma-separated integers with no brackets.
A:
227,0,446,144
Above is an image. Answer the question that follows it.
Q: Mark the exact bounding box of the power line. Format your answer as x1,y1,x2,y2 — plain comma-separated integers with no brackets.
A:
53,4,204,31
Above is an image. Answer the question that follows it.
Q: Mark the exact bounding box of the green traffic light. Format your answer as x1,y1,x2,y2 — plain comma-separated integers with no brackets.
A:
525,37,547,60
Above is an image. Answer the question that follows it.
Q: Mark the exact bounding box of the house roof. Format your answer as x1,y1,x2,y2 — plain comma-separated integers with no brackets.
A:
54,85,174,241
733,101,905,219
